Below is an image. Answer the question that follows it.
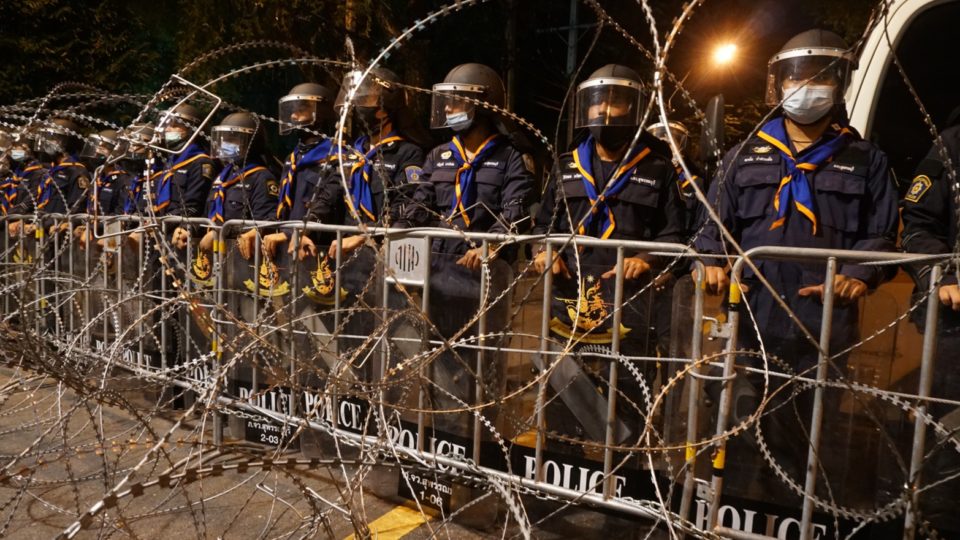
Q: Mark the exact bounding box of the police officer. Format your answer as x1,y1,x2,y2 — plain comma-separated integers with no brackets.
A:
33,118,90,224
648,121,705,234
5,132,46,236
532,64,686,447
81,129,132,217
197,112,278,254
401,63,535,437
302,67,427,385
255,82,339,262
155,103,216,249
115,123,161,218
695,29,898,498
303,67,426,261
901,125,960,531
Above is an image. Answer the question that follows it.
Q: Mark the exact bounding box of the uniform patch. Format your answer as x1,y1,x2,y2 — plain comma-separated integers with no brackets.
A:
77,176,90,189
201,163,214,178
567,161,578,169
905,175,932,203
267,180,279,196
752,145,773,154
630,176,657,186
404,165,423,183
441,150,452,159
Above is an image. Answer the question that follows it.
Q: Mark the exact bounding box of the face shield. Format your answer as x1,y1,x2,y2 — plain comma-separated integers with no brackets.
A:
429,83,484,131
765,49,854,107
80,134,121,163
647,122,689,152
34,126,74,158
211,125,254,162
334,71,386,113
157,110,199,149
574,78,642,129
122,124,155,160
278,95,325,135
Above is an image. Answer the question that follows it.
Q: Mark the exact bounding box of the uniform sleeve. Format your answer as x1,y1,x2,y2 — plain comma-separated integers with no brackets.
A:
398,152,438,228
67,168,91,214
693,149,740,267
177,157,215,218
249,170,280,222
841,148,898,288
902,145,958,288
492,148,536,235
387,145,425,226
304,166,345,224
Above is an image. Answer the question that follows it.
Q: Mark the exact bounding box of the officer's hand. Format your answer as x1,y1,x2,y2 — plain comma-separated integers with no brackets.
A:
798,274,868,305
23,223,37,236
694,265,730,296
602,257,650,280
329,235,366,260
262,232,287,259
533,249,571,278
199,230,216,253
172,227,190,250
939,284,960,311
297,235,317,261
237,229,258,260
57,222,70,234
127,231,142,249
456,247,485,272
73,225,89,249
8,220,22,238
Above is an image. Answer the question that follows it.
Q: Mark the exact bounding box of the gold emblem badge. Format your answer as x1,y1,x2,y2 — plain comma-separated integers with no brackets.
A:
550,275,630,344
244,259,290,297
905,175,932,203
190,248,215,287
302,255,347,305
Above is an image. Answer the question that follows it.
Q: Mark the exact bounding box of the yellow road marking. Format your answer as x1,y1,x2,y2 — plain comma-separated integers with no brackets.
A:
344,505,432,540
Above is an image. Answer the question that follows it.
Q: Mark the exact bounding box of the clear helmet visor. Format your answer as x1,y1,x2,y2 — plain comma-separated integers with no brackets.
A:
574,81,642,129
647,122,689,152
765,53,853,107
211,127,253,162
34,128,70,155
80,135,118,159
429,86,482,130
278,97,321,135
122,124,155,159
334,71,384,112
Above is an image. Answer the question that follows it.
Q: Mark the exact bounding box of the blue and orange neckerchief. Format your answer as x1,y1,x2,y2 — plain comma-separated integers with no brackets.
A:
208,163,267,224
1,162,43,215
756,117,855,235
275,139,336,220
124,162,162,215
37,156,86,211
347,133,404,223
153,143,209,214
448,133,501,227
87,166,127,215
571,135,651,239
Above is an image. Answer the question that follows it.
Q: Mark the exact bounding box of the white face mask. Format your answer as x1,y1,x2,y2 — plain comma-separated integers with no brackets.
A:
219,141,242,160
9,149,26,162
781,83,836,125
163,130,184,145
445,111,472,132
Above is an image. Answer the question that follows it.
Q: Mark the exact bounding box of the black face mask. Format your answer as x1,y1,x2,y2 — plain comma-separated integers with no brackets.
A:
589,125,637,151
354,106,382,130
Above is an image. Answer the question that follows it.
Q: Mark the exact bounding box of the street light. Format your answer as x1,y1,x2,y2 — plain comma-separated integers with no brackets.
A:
712,43,737,66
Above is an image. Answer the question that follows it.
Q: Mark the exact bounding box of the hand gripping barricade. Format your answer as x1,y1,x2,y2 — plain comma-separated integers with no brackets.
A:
5,212,960,538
